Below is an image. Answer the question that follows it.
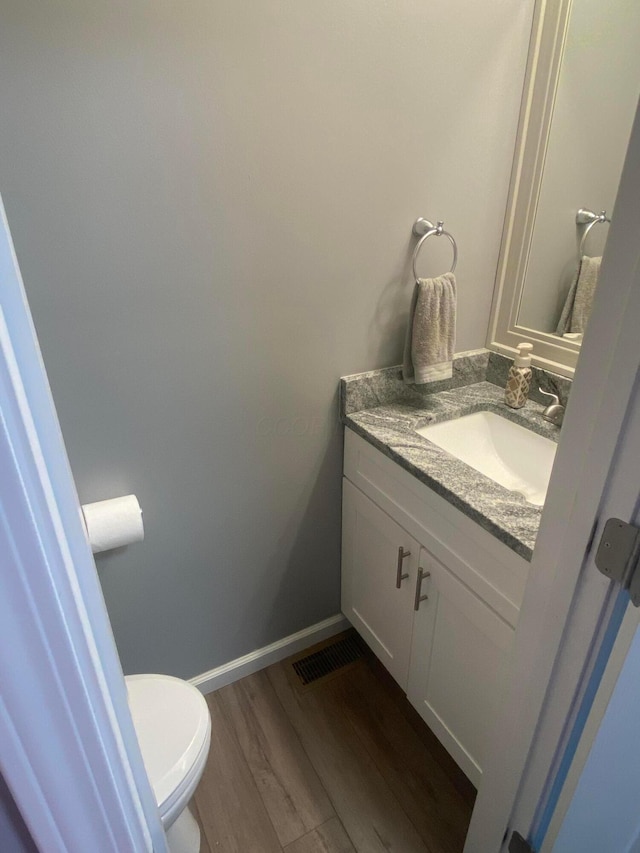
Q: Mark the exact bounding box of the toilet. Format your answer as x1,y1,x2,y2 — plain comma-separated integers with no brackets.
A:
126,674,212,853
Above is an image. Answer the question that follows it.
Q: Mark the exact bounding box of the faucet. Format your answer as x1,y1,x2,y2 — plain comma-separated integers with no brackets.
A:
539,388,565,427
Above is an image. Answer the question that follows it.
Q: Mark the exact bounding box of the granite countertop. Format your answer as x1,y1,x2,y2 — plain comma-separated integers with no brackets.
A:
343,380,561,561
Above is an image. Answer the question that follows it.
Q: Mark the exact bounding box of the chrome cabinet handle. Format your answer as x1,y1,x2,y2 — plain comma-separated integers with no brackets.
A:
414,567,431,610
396,547,411,588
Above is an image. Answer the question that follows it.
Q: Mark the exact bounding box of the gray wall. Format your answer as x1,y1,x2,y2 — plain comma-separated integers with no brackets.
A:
0,1,533,678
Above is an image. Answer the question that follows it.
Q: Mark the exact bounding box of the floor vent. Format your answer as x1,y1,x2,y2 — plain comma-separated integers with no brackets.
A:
291,632,365,687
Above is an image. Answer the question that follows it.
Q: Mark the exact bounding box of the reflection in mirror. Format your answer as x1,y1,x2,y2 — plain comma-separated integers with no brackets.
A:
517,0,640,341
553,209,609,342
488,0,640,375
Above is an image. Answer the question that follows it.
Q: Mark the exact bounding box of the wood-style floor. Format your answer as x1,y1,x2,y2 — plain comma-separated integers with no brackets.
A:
192,634,476,853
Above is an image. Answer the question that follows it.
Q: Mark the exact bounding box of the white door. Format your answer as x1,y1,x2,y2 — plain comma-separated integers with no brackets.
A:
408,547,514,787
465,101,640,851
498,357,640,852
341,478,418,688
0,198,167,851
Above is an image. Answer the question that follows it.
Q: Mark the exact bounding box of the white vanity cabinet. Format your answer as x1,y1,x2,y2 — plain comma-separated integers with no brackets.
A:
341,478,419,688
341,428,530,787
407,547,516,784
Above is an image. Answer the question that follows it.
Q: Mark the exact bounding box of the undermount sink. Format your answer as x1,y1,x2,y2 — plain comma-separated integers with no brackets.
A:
415,410,557,506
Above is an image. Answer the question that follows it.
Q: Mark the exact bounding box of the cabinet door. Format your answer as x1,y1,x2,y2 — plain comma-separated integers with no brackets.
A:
341,478,418,689
407,547,514,787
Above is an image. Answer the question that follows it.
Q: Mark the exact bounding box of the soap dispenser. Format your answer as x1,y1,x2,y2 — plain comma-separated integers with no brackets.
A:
505,343,533,409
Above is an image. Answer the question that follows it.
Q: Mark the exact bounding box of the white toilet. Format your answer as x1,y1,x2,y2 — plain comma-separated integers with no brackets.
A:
126,674,212,853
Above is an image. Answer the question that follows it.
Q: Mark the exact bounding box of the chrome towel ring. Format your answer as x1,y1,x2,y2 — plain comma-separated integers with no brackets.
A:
412,218,458,281
576,208,610,258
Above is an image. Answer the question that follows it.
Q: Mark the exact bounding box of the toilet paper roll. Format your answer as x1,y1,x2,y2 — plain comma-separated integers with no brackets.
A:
82,495,144,554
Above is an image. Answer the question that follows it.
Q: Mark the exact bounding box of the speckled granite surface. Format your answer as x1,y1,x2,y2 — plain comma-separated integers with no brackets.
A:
341,349,489,415
342,380,562,561
341,349,571,415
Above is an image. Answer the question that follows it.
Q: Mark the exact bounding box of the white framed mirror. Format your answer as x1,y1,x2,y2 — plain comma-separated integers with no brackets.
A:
488,0,640,377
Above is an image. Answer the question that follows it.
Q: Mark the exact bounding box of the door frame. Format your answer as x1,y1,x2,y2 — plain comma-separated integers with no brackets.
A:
0,199,168,852
509,361,640,852
465,98,640,851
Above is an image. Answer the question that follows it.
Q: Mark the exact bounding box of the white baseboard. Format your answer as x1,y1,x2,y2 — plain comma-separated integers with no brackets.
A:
189,613,350,695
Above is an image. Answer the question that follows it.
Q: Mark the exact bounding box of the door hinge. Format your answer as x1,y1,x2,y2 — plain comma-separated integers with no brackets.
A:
508,830,536,853
595,518,640,606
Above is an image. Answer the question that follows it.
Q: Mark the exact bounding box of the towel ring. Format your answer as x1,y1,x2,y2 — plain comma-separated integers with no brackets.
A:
576,208,610,258
412,218,458,281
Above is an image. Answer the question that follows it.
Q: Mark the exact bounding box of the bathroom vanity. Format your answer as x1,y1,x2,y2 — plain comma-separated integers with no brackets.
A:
339,353,566,786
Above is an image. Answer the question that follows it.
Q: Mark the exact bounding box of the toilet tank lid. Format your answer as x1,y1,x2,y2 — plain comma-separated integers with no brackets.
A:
125,674,211,809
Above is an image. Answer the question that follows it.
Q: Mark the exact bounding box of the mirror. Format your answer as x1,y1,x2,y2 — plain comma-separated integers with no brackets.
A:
488,0,640,376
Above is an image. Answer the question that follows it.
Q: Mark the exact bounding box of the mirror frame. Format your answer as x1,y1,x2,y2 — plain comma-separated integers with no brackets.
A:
487,0,578,377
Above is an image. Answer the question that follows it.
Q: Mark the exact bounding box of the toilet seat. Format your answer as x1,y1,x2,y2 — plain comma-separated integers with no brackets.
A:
125,674,211,827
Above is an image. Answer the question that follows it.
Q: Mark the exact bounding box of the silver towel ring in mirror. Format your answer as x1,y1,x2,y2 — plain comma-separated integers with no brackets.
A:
412,218,458,281
576,208,610,259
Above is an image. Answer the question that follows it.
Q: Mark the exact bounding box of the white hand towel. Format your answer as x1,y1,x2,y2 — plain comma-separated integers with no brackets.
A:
403,273,457,384
556,255,601,335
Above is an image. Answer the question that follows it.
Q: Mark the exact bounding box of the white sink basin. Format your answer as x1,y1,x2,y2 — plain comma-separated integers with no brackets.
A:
415,411,557,506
